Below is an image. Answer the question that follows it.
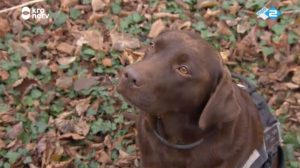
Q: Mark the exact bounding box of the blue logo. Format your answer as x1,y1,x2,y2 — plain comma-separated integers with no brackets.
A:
256,6,281,20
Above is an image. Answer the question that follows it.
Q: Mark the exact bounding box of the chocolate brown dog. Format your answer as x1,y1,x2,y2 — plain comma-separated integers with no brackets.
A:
117,30,282,168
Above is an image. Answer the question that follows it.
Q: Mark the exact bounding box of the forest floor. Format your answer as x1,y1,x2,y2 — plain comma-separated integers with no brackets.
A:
0,0,299,167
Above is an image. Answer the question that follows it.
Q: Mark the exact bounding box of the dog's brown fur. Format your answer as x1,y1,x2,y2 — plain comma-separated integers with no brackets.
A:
118,30,278,168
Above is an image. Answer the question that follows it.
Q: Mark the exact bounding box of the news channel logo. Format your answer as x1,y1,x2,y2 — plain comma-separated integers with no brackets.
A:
256,6,281,20
21,6,49,20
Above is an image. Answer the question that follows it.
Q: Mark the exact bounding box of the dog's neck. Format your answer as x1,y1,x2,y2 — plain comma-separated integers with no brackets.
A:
146,111,210,144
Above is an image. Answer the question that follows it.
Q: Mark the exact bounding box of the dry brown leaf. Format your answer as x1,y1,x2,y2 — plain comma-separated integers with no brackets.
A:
81,30,104,51
92,0,106,12
74,120,90,136
56,42,75,55
55,118,75,133
110,31,141,51
104,135,113,149
59,133,85,140
60,0,78,8
73,77,99,91
0,70,9,80
229,2,240,15
57,56,76,65
7,122,23,139
116,150,135,166
204,9,221,18
0,113,15,124
197,0,219,8
12,20,24,34
102,58,112,67
75,97,91,116
217,21,232,35
88,13,107,25
120,49,144,65
11,42,32,57
285,82,299,89
148,19,165,38
97,151,112,165
90,99,102,112
0,139,5,149
237,21,250,34
292,67,300,85
0,17,10,37
14,78,39,97
153,13,180,19
55,76,73,90
179,21,192,30
18,66,29,78
220,50,230,63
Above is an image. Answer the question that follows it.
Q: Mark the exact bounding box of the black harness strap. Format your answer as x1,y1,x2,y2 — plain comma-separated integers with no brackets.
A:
232,73,285,168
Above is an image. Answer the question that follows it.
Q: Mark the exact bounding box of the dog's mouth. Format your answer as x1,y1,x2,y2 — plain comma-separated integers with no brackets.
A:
117,82,153,112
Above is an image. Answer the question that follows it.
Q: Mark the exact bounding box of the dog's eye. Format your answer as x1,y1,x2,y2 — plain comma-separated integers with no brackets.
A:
176,65,190,76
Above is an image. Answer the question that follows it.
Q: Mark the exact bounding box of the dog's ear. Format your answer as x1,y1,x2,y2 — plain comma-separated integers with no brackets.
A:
198,71,241,130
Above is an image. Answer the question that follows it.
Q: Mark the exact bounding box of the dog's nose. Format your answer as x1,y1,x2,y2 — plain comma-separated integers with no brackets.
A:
123,68,143,87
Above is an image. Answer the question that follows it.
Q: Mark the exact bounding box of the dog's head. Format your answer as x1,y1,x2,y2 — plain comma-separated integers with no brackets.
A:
118,30,240,129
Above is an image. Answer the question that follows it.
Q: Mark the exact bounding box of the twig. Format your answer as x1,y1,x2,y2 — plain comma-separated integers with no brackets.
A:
0,0,45,14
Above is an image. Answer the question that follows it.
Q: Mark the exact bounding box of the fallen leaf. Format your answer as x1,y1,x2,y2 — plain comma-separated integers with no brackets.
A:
14,78,39,97
50,159,73,168
102,58,112,67
7,122,23,139
97,151,112,165
111,32,141,51
12,20,24,34
0,17,10,37
74,120,90,136
0,113,15,124
204,9,221,18
37,137,47,154
217,21,232,35
75,97,91,116
57,56,76,65
237,21,250,34
0,139,5,149
104,135,113,149
56,42,75,55
220,50,230,63
120,49,144,65
153,13,180,19
0,70,9,80
18,66,28,78
55,76,73,89
55,119,75,133
292,67,300,85
285,82,299,89
81,30,105,51
92,0,106,12
148,19,165,38
73,77,99,91
11,42,32,57
179,21,192,30
60,0,78,8
59,133,85,140
197,0,219,9
229,2,240,15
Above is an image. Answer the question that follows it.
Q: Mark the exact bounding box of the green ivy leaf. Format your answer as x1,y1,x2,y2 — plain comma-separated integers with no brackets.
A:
111,2,121,14
131,12,144,23
70,8,81,20
5,151,21,164
271,24,286,35
261,46,274,57
53,12,68,27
